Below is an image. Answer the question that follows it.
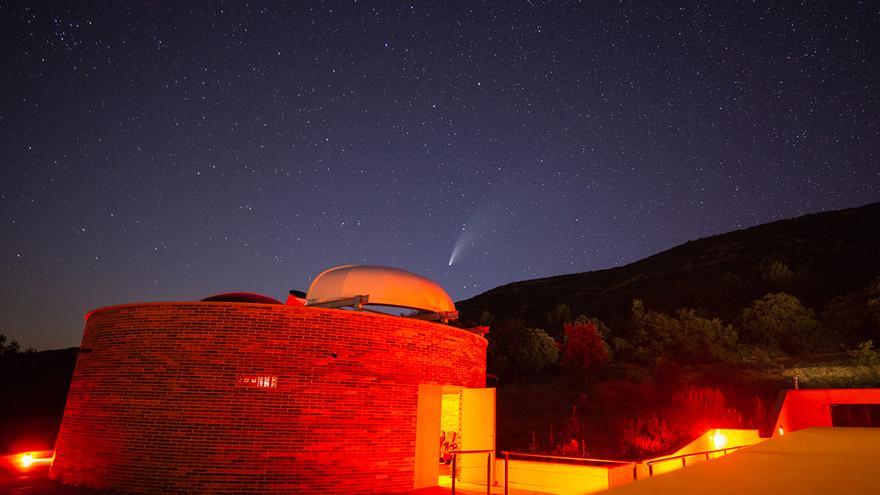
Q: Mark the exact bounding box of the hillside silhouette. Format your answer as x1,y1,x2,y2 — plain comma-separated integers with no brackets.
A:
457,202,880,338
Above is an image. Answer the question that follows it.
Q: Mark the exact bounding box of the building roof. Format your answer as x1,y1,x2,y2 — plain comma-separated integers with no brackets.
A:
604,427,880,495
306,265,456,315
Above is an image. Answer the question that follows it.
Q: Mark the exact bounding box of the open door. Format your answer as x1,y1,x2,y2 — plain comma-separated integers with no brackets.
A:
413,384,442,489
413,385,496,490
459,387,496,486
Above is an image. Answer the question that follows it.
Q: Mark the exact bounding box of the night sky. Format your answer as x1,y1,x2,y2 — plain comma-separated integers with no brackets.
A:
2,2,879,349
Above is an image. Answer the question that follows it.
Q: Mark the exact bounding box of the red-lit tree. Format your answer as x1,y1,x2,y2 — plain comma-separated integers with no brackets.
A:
562,321,609,378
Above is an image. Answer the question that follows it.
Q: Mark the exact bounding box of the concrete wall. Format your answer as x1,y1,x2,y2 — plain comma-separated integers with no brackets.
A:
640,429,763,477
50,302,486,494
773,388,880,436
494,458,633,495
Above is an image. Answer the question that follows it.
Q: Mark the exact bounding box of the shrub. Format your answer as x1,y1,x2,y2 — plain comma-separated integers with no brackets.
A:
668,386,742,439
763,260,800,289
488,320,559,381
850,340,880,366
740,292,823,353
629,299,737,364
546,304,573,340
562,321,610,379
620,414,678,457
822,277,880,344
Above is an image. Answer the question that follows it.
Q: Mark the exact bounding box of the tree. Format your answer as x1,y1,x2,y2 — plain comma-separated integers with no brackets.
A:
488,320,558,381
673,308,738,362
478,310,495,326
763,260,800,290
0,334,20,358
849,340,880,366
562,321,610,378
822,276,880,344
628,300,737,364
546,304,573,339
740,292,822,353
574,314,612,339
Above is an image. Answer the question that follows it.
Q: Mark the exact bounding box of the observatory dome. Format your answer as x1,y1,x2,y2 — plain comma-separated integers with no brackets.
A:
306,265,456,316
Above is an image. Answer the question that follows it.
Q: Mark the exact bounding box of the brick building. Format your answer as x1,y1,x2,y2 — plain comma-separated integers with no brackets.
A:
49,266,491,493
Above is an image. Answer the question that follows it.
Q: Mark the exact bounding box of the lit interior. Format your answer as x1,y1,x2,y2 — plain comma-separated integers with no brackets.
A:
439,389,462,486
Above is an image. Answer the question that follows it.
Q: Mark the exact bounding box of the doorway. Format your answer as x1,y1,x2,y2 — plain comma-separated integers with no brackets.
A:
413,384,496,489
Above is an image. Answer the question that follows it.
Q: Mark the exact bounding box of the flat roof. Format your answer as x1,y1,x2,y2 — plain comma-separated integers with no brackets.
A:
604,427,880,495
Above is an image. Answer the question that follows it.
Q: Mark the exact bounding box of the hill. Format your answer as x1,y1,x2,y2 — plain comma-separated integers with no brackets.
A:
457,202,880,337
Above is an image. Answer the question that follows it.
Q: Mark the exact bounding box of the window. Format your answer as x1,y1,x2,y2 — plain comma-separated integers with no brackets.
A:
830,404,880,427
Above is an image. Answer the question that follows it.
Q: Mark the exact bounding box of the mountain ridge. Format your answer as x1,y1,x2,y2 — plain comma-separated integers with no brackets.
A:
456,202,880,332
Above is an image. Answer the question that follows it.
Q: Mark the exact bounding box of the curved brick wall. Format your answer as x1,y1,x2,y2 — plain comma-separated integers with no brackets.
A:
50,302,487,494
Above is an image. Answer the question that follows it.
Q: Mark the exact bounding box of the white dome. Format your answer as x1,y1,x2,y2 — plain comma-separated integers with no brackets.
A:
306,265,456,316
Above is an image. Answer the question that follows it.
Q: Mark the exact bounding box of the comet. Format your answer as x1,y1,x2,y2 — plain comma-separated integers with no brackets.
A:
447,227,473,266
446,178,518,267
447,206,492,266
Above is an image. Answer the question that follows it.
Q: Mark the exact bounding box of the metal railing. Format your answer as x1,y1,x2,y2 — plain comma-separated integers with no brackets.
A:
646,445,747,476
450,446,750,494
450,449,494,495
499,451,634,494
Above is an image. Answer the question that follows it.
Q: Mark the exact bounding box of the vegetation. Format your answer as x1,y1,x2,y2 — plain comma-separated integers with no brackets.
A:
487,320,558,381
850,340,880,366
561,321,610,379
739,292,824,353
545,303,573,340
461,204,880,458
458,202,880,343
485,277,880,457
628,300,737,364
822,276,880,344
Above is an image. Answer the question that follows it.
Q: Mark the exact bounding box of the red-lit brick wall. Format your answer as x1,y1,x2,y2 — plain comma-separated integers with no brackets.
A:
50,302,487,494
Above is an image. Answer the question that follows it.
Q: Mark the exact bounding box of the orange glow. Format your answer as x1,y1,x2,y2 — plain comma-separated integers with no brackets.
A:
711,429,728,450
16,450,54,470
778,426,785,436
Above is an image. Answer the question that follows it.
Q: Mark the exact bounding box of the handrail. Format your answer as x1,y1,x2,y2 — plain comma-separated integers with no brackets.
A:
501,451,634,465
449,449,494,495
646,445,748,476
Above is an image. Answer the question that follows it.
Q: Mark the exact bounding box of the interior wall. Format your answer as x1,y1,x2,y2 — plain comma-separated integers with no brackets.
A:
441,392,462,435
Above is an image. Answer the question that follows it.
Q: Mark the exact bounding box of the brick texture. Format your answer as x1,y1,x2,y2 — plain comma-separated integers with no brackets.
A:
50,302,487,494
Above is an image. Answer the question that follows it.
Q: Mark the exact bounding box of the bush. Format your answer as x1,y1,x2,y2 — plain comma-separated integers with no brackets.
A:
629,299,737,364
763,260,800,290
668,386,742,439
822,277,880,344
546,304,573,340
488,320,559,381
740,292,824,353
850,340,880,366
620,414,678,457
562,321,610,379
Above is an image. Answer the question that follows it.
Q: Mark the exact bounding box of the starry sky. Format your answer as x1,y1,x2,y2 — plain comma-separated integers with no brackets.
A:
2,2,879,349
